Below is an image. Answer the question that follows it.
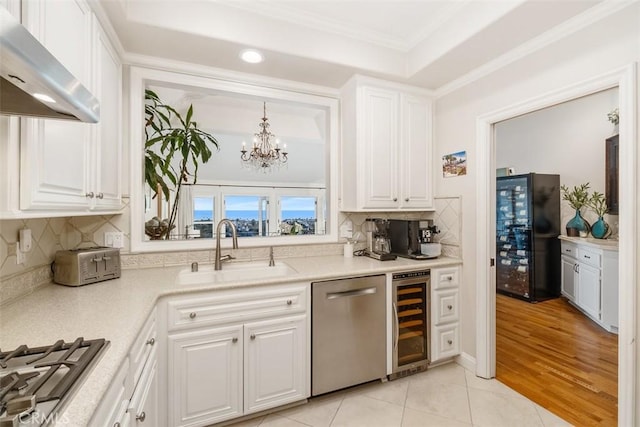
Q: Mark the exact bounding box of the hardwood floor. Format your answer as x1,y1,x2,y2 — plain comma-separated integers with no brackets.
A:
496,294,618,426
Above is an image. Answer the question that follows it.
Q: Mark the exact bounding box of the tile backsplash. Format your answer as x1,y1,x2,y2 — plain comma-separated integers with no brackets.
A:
0,197,463,306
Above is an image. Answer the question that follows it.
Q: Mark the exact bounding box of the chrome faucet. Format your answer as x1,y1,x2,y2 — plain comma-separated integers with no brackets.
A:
214,219,239,270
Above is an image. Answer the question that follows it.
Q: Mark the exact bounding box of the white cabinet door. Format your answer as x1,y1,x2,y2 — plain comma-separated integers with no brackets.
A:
20,0,93,210
129,357,158,427
244,316,307,413
560,256,577,302
399,94,432,209
361,87,399,209
168,325,243,427
577,263,601,320
92,21,122,210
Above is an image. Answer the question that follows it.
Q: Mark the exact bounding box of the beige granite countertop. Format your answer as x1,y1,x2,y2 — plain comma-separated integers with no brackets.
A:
558,235,619,251
0,254,461,426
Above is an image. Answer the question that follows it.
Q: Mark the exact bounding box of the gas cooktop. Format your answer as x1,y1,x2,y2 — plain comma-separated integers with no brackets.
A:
0,338,107,426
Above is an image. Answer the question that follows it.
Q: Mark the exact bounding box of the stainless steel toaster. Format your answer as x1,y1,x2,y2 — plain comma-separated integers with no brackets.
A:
52,247,121,286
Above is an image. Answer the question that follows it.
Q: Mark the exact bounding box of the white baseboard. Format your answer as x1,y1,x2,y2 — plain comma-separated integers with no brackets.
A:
455,352,477,373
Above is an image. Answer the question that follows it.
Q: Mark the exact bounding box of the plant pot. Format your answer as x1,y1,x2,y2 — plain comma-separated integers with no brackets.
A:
591,216,612,239
566,209,590,237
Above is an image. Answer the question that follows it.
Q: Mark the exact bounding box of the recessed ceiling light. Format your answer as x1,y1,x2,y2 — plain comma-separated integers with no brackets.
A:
32,93,56,103
240,49,264,64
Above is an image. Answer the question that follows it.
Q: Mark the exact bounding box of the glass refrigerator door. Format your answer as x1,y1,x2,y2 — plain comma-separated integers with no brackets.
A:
496,176,532,299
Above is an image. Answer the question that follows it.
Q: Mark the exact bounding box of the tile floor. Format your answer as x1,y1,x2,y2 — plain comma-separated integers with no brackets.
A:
229,363,573,427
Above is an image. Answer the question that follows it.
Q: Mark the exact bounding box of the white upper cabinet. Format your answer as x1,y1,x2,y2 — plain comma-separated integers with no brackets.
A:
341,76,434,211
0,0,122,217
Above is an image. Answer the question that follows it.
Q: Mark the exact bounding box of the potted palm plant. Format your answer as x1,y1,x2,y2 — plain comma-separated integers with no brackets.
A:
560,183,591,237
144,89,219,239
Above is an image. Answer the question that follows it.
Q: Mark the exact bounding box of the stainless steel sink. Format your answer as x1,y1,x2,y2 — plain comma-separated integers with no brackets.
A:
177,261,298,285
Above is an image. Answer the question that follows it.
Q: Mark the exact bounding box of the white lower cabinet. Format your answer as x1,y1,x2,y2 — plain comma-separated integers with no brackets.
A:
164,283,310,427
560,240,619,332
91,310,157,427
244,316,307,413
168,325,243,426
430,266,461,363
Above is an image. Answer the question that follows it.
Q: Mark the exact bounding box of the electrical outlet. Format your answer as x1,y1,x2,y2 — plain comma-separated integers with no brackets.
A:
339,220,353,239
104,232,124,248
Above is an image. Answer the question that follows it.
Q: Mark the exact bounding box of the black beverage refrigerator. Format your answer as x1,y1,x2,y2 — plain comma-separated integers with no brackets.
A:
496,173,561,302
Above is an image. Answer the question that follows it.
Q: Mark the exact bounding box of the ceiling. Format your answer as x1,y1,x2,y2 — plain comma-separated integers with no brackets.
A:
98,0,604,90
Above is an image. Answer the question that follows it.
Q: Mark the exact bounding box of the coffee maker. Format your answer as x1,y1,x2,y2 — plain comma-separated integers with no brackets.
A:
389,219,439,259
364,218,397,260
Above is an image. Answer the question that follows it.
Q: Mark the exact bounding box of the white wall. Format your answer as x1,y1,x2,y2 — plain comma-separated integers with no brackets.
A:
496,88,619,228
434,4,639,364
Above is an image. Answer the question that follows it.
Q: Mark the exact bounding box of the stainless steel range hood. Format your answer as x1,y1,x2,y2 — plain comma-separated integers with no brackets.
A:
0,6,99,122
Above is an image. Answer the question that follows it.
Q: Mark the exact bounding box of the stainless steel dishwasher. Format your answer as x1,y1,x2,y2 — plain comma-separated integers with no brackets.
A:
311,274,386,396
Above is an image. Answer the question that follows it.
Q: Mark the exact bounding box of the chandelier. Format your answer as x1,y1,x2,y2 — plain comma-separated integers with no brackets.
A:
240,102,288,171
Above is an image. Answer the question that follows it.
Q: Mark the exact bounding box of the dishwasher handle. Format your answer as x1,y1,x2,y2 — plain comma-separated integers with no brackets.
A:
326,286,377,299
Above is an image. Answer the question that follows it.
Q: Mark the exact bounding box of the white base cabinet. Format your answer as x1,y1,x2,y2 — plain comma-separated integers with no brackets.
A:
560,239,618,333
430,266,461,363
340,75,434,211
163,283,310,427
168,325,243,426
91,310,158,427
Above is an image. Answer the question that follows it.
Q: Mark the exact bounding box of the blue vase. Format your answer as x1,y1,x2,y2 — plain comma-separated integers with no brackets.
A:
566,209,590,237
591,216,611,239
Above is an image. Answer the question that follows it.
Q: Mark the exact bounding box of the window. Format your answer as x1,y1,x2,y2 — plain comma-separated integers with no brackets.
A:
224,195,269,237
193,196,214,238
279,196,317,235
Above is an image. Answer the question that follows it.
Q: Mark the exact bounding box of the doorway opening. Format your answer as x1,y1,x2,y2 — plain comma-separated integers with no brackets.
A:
474,65,637,425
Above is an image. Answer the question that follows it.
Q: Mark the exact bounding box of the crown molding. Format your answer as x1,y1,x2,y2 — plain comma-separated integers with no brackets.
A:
123,52,341,99
434,0,635,99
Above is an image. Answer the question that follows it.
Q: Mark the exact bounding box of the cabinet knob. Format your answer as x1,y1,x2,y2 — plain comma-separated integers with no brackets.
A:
189,312,197,319
85,192,95,198
286,299,292,305
447,339,453,345
97,192,104,199
447,305,453,310
146,337,155,346
250,334,256,340
393,198,398,202
405,198,409,202
232,337,238,343
136,412,146,422
114,423,121,427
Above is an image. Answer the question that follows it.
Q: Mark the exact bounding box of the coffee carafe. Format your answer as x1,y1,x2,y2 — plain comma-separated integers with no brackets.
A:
373,219,391,254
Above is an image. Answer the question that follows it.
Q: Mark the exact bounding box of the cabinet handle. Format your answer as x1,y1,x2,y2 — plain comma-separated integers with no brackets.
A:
189,312,197,319
405,198,409,202
447,305,453,310
85,192,94,198
250,334,256,340
232,337,238,343
136,412,146,422
584,255,591,259
286,299,292,305
146,337,155,346
97,192,104,199
447,339,453,345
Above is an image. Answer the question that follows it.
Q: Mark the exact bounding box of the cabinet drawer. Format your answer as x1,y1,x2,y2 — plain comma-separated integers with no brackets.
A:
129,310,156,391
432,324,460,361
561,242,577,258
578,248,601,268
167,283,308,332
432,267,460,290
433,289,459,325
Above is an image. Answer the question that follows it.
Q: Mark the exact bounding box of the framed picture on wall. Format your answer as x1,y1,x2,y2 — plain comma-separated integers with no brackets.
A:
443,151,467,178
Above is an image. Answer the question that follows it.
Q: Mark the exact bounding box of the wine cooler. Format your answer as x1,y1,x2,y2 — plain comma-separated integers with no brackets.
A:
390,270,430,380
